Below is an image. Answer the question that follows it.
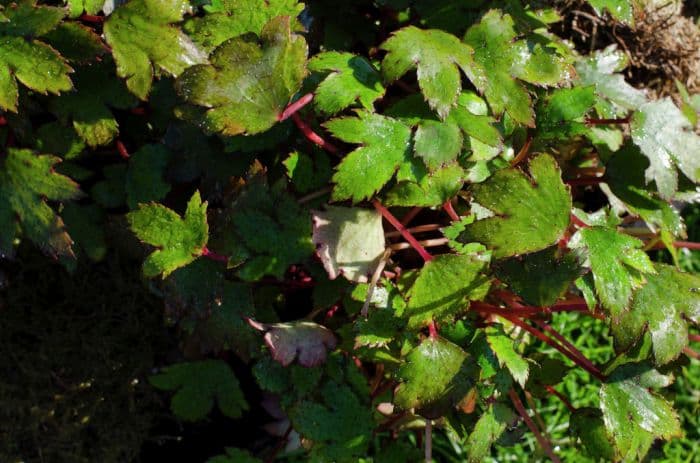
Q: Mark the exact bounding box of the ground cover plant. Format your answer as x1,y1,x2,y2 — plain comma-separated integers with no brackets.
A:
0,0,699,461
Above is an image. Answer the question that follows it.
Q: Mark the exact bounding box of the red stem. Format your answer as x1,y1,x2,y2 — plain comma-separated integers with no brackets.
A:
569,214,589,229
200,246,228,263
500,314,606,381
116,140,129,159
683,347,700,360
532,320,601,377
279,93,314,121
544,385,576,413
690,334,700,342
291,113,339,154
0,115,6,126
671,241,700,250
372,200,433,262
79,13,104,23
508,389,561,463
428,320,438,338
442,201,460,222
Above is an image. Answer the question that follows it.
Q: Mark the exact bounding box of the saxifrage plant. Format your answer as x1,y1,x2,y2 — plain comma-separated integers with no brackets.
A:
1,0,699,461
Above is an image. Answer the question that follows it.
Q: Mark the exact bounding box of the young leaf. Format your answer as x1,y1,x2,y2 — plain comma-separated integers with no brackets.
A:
176,16,307,135
613,264,700,366
570,226,655,317
466,403,516,462
457,154,571,259
485,325,529,387
125,144,171,209
495,247,584,306
127,191,209,278
184,0,304,53
149,359,248,421
463,10,571,126
247,319,337,367
312,206,385,282
394,335,477,418
325,111,411,202
380,26,474,119
308,51,385,115
104,0,207,100
404,254,491,328
0,0,72,111
631,98,700,199
600,363,682,461
0,148,81,258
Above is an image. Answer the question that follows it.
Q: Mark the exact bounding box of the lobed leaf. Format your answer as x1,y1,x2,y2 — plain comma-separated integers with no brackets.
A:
127,191,209,278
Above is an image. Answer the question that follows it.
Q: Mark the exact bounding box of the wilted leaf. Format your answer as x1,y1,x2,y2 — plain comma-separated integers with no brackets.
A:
248,319,337,367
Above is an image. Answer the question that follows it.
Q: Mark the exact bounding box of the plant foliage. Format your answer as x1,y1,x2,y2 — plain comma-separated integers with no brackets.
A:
1,0,699,461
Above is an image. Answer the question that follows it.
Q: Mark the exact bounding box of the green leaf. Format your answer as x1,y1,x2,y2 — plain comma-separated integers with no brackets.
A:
91,164,127,209
495,247,583,306
404,254,491,329
125,144,171,209
61,203,107,262
210,176,312,280
104,0,207,100
184,0,304,53
535,86,595,141
464,10,571,126
176,16,307,135
394,335,477,417
605,143,685,242
66,0,104,17
149,359,248,421
570,226,655,317
0,1,72,112
127,191,209,278
326,111,411,203
380,26,474,119
575,45,647,111
283,150,332,194
613,264,700,366
50,62,138,147
207,448,261,463
631,98,700,199
311,206,386,283
308,51,385,115
485,325,529,387
457,154,571,259
385,162,466,207
600,363,682,461
354,305,404,348
43,22,106,63
0,148,81,258
290,381,373,461
586,0,634,25
466,403,515,462
570,408,617,460
248,319,337,367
